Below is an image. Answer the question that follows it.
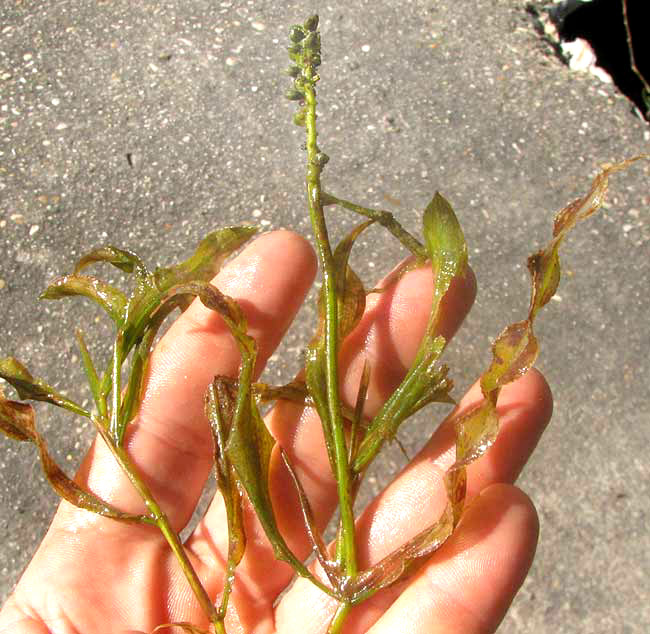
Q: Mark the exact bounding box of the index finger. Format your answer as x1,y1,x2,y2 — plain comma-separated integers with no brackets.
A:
68,229,317,531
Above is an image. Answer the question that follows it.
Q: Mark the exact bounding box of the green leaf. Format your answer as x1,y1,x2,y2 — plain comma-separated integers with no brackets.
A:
352,194,467,472
353,335,451,472
0,358,90,418
111,281,246,444
206,379,246,568
225,384,277,546
121,226,256,352
348,360,370,464
118,297,184,438
330,221,371,340
207,311,329,592
0,395,151,524
153,226,257,293
422,192,468,333
75,330,105,417
305,342,336,469
74,246,148,277
227,393,326,583
40,275,127,326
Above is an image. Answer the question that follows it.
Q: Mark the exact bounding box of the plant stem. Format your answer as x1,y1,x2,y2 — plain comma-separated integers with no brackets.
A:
109,335,123,442
214,621,227,634
328,602,351,634
321,191,428,261
303,76,357,578
92,417,221,631
621,0,650,114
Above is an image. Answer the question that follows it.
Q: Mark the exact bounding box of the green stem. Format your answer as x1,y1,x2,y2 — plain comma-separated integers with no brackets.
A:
214,621,227,634
109,335,123,442
92,417,221,630
328,602,352,634
321,191,428,262
303,77,357,578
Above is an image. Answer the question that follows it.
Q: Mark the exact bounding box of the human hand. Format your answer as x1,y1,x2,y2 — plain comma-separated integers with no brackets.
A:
0,229,552,634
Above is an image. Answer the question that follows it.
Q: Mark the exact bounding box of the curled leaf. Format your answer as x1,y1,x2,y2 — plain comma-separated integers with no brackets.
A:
0,395,151,523
122,227,255,351
207,379,246,568
40,275,127,326
349,504,454,603
443,156,648,526
74,245,148,277
480,320,538,394
0,357,90,418
153,226,257,292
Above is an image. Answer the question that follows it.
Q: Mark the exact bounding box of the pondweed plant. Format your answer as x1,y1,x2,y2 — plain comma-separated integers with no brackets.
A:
0,14,647,634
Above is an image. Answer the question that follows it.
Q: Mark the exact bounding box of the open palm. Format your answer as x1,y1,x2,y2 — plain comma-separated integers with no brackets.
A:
0,230,551,634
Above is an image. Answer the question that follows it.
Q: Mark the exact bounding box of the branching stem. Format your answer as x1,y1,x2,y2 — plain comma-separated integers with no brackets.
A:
321,191,428,262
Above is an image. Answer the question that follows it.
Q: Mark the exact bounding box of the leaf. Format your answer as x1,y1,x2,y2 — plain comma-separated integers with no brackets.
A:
0,395,151,524
422,192,468,332
441,156,649,527
111,281,246,444
76,330,104,417
281,449,340,588
208,311,329,592
74,246,148,277
304,342,336,470
40,275,127,326
0,396,32,441
251,379,309,405
227,396,326,583
0,358,90,418
480,321,539,394
348,360,370,463
118,297,185,437
329,220,372,340
153,226,258,292
122,227,256,352
353,336,451,472
352,194,467,472
206,379,246,568
349,504,454,603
